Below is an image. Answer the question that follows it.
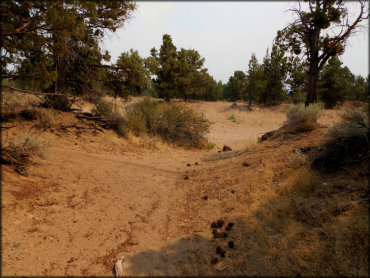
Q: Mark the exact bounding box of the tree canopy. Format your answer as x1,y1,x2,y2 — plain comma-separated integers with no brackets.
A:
275,0,368,105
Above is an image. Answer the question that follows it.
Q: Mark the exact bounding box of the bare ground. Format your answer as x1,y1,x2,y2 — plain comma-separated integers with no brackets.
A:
2,101,360,276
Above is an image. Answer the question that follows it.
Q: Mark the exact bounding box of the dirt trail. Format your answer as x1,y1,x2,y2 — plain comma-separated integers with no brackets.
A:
1,101,341,276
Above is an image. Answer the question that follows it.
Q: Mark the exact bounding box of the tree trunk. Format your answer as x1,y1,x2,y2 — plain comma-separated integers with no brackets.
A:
56,53,67,93
306,69,318,106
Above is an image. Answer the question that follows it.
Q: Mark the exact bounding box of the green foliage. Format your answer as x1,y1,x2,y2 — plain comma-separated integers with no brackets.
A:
227,114,239,123
109,49,151,98
224,71,248,101
150,34,220,101
275,0,367,105
126,98,211,148
286,56,307,104
260,45,288,105
151,34,179,101
318,56,352,108
246,53,266,105
2,1,136,100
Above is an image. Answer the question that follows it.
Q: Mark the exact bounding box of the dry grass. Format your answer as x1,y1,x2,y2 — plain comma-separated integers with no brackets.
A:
1,133,44,174
1,90,41,121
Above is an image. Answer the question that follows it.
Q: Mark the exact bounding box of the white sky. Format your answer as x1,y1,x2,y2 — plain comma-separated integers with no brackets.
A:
102,1,369,83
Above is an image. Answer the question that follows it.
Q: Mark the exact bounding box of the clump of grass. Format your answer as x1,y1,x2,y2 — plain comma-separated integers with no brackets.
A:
259,103,323,142
206,141,216,150
126,97,210,148
2,133,44,174
92,100,128,137
227,113,239,123
288,151,308,169
36,108,55,130
286,103,322,130
1,91,41,121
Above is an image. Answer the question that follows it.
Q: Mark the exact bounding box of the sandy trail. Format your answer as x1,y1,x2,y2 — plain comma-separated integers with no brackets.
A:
1,101,341,276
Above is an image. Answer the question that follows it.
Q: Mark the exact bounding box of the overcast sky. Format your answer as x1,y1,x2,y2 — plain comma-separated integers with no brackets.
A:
102,1,369,83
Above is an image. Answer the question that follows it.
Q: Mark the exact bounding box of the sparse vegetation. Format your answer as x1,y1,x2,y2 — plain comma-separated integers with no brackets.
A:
286,103,322,129
1,133,44,173
313,109,369,172
126,97,210,148
227,113,239,123
92,100,128,137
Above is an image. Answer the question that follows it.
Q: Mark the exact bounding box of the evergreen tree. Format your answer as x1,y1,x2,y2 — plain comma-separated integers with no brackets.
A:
112,49,151,98
224,71,248,101
260,46,288,105
318,56,352,108
2,1,136,95
151,34,179,101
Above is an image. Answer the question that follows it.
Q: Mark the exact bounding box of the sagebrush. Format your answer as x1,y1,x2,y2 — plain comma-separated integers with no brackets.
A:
126,97,210,148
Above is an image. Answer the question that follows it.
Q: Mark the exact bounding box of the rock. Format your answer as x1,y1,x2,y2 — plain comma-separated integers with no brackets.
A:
211,222,218,228
202,195,208,200
242,162,250,167
218,150,222,153
187,163,191,167
195,162,199,166
222,145,232,152
184,175,189,180
230,190,235,194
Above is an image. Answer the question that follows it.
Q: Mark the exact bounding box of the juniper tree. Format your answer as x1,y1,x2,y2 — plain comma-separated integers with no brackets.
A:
275,0,368,105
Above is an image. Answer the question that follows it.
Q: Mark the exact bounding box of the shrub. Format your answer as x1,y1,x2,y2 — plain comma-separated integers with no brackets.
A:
286,103,322,128
313,109,369,172
2,133,44,174
37,109,55,130
1,91,41,121
259,103,323,142
92,100,128,137
126,97,211,148
42,94,73,111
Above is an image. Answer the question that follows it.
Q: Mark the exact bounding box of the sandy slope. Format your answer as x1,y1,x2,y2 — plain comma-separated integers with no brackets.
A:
1,101,341,276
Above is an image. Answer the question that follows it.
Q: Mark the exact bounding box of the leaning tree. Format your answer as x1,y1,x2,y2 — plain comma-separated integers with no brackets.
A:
275,0,368,105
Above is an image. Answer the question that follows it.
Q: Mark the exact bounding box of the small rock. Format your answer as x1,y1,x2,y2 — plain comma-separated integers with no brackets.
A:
211,222,218,228
184,175,189,180
242,162,250,167
211,257,219,264
216,246,222,254
202,195,208,201
195,162,199,165
222,145,232,152
218,150,221,153
230,190,235,194
187,163,191,167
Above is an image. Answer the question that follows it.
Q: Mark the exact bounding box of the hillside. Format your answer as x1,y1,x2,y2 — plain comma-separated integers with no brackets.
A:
1,97,368,276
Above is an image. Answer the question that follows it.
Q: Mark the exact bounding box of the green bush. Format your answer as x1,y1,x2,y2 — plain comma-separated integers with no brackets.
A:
126,97,211,148
92,100,128,137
